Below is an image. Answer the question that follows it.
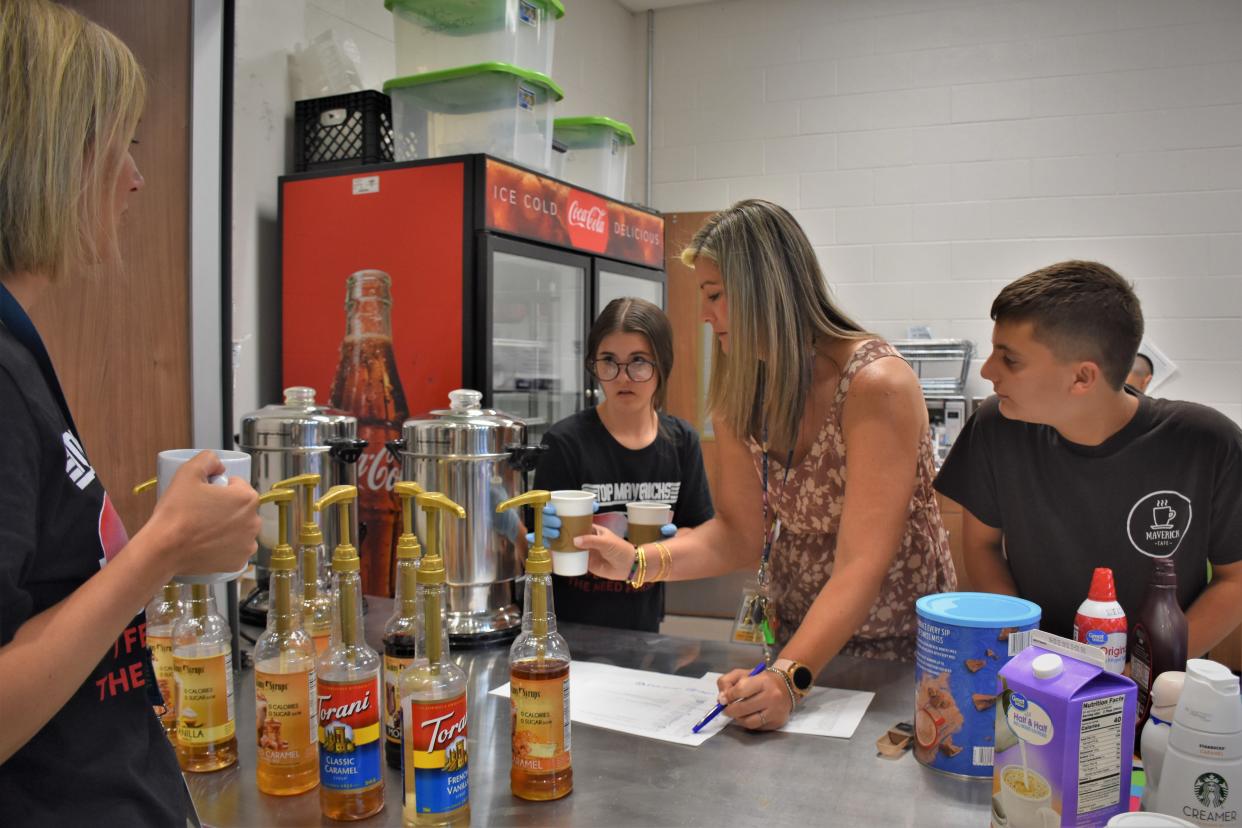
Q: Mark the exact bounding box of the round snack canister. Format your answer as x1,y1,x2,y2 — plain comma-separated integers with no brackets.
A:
914,592,1041,779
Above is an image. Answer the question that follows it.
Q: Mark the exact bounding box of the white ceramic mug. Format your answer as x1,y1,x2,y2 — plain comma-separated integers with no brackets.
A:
156,449,252,584
999,765,1058,828
549,490,595,576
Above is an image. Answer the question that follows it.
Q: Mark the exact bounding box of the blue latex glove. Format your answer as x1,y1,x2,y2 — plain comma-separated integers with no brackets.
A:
661,523,677,538
526,500,598,544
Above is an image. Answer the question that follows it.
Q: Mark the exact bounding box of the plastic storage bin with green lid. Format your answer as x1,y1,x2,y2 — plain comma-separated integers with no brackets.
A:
553,116,635,201
387,0,564,78
384,63,564,171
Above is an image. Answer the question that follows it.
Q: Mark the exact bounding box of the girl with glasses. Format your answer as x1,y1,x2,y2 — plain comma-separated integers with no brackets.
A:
534,297,713,632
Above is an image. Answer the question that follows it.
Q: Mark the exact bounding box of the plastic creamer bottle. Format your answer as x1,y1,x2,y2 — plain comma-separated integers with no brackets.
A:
1074,567,1127,674
1141,670,1186,812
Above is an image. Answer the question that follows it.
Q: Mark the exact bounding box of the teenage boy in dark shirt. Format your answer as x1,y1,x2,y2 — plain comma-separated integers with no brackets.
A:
935,260,1242,656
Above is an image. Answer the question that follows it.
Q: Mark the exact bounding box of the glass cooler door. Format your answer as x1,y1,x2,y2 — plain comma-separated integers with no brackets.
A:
483,236,591,441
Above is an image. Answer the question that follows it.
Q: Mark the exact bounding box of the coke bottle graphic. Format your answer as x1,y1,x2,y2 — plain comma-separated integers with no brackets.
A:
329,269,408,597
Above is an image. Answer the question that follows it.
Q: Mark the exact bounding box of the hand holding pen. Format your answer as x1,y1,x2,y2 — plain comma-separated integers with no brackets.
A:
707,660,795,732
692,662,765,733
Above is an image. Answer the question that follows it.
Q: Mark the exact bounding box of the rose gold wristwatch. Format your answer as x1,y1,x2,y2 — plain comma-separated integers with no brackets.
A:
772,658,814,699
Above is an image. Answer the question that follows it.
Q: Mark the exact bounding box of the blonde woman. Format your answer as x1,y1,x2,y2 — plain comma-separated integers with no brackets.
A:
577,200,955,731
0,1,259,822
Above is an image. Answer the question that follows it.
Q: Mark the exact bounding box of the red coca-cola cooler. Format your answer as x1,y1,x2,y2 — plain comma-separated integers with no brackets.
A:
280,155,666,596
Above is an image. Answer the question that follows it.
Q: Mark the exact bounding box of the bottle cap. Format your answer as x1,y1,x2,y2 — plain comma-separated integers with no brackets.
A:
1087,567,1118,602
1150,670,1186,719
1174,658,1242,735
1033,652,1064,680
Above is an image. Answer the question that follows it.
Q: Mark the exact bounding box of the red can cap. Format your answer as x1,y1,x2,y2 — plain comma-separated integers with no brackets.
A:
1087,567,1118,602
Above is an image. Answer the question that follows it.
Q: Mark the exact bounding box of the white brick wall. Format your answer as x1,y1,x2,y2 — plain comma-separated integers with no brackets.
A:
651,0,1242,423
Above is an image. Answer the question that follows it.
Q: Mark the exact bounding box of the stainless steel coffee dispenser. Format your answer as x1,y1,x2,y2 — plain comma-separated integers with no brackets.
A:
390,389,541,644
236,386,364,624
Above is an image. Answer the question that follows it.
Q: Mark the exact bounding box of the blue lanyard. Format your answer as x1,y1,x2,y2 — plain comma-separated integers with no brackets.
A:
0,280,79,438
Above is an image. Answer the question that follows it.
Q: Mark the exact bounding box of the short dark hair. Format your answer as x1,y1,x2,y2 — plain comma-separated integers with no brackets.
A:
586,297,674,410
991,260,1143,390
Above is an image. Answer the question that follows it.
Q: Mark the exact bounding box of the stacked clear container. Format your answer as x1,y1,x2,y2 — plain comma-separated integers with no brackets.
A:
552,116,636,201
384,0,565,171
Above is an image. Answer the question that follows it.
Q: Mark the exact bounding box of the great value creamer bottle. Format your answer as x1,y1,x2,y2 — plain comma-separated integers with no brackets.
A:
1073,567,1127,675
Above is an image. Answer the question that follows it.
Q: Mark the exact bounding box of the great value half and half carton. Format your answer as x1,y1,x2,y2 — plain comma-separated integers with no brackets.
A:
992,631,1137,828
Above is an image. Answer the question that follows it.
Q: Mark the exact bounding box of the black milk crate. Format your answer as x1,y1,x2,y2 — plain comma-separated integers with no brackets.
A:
294,90,394,172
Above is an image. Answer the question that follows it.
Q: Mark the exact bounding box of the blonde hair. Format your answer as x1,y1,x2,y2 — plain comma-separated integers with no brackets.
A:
0,0,146,282
681,199,872,450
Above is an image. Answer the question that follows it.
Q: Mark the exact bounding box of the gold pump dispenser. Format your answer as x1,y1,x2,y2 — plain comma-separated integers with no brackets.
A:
415,492,467,667
495,490,572,801
382,481,424,769
312,485,385,820
275,473,334,655
253,486,319,796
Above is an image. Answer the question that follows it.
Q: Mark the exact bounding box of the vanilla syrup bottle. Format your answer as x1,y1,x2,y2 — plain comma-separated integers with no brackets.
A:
314,485,385,821
496,491,572,801
400,492,470,827
276,473,335,657
384,482,424,770
145,581,182,741
254,487,320,795
173,583,238,772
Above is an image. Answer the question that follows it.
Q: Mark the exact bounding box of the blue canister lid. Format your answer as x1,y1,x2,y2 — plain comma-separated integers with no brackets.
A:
916,592,1041,629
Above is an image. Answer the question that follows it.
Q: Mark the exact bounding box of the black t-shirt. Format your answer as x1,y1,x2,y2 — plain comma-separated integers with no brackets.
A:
0,324,192,826
534,408,714,632
935,392,1242,640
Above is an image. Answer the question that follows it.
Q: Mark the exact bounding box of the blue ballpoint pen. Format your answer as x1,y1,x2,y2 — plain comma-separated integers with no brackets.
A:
691,662,766,733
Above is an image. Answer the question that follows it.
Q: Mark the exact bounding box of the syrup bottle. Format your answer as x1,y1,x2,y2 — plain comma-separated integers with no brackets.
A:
384,481,424,770
134,476,181,741
314,485,385,821
1132,557,1189,745
401,491,470,827
276,473,335,657
496,491,572,801
173,582,238,772
254,486,320,795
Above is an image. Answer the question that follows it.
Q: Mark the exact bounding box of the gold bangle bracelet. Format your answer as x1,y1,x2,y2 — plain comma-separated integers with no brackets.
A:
653,542,671,582
629,545,646,588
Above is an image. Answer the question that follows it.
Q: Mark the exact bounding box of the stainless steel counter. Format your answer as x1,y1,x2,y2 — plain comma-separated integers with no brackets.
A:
187,598,990,827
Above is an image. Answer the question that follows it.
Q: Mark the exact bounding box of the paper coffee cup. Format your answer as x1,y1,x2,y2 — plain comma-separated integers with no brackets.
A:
550,490,595,576
157,449,252,584
626,501,672,546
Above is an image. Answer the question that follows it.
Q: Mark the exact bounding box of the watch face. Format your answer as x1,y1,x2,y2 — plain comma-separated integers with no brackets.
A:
791,665,814,692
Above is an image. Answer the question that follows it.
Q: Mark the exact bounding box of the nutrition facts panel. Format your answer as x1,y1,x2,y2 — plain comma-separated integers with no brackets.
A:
1077,693,1125,814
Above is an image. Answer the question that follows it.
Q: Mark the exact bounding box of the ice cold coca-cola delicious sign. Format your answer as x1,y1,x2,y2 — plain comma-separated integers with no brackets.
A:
484,159,663,268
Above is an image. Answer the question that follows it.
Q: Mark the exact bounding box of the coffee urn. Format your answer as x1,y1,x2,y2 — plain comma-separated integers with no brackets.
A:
236,386,365,624
390,389,542,644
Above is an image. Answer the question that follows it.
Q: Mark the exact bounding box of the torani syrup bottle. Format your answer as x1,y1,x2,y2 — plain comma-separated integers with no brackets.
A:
276,473,335,657
401,492,470,827
496,491,572,801
314,485,385,821
145,581,182,742
384,482,424,770
254,487,320,795
134,477,182,742
173,582,238,772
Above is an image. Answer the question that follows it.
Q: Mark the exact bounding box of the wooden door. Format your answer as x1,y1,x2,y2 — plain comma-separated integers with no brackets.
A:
31,0,193,534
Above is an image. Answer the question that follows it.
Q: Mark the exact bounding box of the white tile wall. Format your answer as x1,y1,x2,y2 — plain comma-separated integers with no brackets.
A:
230,0,646,431
651,0,1242,423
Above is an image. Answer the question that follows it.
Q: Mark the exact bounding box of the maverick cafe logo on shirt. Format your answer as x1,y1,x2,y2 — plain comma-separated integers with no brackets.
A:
1127,490,1193,558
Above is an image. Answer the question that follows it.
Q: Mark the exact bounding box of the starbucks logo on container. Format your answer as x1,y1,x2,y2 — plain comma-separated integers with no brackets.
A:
1195,772,1229,808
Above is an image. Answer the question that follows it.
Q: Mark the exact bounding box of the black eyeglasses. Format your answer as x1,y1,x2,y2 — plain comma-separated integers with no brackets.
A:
589,357,656,382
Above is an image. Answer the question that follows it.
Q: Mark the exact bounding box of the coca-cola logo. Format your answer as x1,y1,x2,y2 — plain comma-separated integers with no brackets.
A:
356,447,400,493
565,192,609,252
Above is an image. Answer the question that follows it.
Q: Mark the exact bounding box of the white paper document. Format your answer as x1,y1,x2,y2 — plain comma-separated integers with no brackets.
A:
491,660,728,746
490,661,875,746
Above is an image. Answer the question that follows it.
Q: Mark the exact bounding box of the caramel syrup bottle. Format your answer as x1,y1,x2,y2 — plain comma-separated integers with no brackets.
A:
145,581,182,741
401,492,470,827
497,491,572,801
315,485,385,821
384,482,424,770
173,583,238,772
254,487,320,795
275,473,335,656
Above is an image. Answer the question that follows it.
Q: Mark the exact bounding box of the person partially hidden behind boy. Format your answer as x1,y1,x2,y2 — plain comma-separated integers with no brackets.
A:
935,260,1242,658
